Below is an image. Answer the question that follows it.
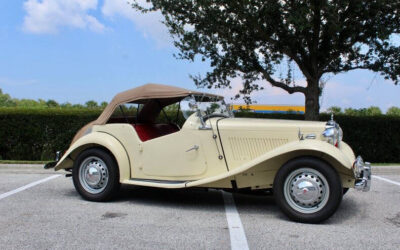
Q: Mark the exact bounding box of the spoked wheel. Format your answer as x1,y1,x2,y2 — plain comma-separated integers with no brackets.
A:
72,148,120,201
274,157,343,223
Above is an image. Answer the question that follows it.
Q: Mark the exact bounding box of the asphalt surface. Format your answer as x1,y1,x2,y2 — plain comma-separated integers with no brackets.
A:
0,165,399,250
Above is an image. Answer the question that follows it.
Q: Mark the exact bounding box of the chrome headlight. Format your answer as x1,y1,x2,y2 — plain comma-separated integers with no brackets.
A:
322,116,343,147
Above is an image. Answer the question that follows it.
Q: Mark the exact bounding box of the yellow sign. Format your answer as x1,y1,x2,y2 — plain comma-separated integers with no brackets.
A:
231,104,305,114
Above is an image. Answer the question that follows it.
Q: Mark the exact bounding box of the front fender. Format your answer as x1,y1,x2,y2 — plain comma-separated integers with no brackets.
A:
229,139,355,173
189,140,355,188
54,132,130,182
269,140,355,170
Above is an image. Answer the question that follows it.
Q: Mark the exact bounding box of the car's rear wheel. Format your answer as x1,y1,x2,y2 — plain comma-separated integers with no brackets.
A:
274,157,343,223
72,148,120,201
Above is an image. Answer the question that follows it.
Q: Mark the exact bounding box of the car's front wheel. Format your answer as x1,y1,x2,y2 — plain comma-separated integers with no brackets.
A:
274,157,343,223
72,148,120,201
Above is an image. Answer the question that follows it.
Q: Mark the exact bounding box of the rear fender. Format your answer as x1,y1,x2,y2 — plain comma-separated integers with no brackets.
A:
54,132,130,182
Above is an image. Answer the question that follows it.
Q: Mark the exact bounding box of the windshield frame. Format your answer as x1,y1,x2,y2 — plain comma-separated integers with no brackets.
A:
181,94,234,129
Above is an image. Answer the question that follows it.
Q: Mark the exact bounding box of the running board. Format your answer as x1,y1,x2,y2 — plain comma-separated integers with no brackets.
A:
121,178,193,189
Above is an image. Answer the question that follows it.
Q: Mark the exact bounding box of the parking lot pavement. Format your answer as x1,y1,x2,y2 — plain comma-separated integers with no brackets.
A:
0,165,399,250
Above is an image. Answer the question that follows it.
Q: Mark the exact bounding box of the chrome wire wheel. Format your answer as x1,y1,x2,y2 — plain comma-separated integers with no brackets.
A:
283,168,330,214
79,156,109,194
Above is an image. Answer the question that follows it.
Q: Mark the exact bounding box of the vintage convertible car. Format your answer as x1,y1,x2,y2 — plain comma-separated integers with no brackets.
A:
46,83,371,223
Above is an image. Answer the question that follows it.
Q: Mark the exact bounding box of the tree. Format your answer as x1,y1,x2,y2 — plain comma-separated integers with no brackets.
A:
344,108,359,116
387,106,400,116
72,104,84,109
133,0,400,120
38,99,47,107
209,103,221,113
60,102,73,108
100,101,108,109
85,100,98,109
16,99,41,108
0,89,16,107
365,106,382,116
344,106,382,116
46,100,59,108
326,106,342,115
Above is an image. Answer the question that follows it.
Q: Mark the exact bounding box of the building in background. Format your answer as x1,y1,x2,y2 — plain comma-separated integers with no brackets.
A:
231,104,305,114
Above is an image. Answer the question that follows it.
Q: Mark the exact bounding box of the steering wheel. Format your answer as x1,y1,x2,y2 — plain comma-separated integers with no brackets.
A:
203,113,229,121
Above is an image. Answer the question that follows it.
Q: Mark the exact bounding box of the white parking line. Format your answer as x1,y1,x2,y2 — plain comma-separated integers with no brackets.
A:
222,191,249,250
373,175,400,187
0,175,61,201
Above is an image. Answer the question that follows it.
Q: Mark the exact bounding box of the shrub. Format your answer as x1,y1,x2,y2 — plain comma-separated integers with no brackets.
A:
0,108,101,161
0,108,399,163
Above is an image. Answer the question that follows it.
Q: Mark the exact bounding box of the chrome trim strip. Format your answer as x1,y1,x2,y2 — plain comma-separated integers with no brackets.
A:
129,178,191,184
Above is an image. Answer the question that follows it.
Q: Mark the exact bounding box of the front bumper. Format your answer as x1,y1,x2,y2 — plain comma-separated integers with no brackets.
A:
353,156,371,192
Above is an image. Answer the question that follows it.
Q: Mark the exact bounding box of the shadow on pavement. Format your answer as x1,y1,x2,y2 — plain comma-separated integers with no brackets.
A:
63,184,363,223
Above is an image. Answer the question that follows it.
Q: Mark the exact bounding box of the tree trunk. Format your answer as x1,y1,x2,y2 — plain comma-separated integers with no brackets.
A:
304,78,320,121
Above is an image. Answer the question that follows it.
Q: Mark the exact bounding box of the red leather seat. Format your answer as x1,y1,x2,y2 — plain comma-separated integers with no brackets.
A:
154,124,179,136
133,124,179,142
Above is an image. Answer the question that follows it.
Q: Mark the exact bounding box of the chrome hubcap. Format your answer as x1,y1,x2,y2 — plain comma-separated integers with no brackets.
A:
284,168,329,213
79,156,109,194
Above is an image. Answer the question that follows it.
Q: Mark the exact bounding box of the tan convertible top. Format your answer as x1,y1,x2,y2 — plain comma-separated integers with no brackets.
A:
95,83,222,125
71,83,222,144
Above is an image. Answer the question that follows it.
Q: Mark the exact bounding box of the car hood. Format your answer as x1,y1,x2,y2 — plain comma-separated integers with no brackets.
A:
216,117,326,132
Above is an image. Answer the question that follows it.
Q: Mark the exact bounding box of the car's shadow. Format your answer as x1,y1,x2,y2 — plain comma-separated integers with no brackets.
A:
115,185,281,216
66,185,361,224
115,185,233,212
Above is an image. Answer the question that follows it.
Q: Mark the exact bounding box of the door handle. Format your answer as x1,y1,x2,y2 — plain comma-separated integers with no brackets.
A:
186,145,199,152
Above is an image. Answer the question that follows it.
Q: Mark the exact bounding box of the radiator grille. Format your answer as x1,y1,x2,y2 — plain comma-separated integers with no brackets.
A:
228,137,288,161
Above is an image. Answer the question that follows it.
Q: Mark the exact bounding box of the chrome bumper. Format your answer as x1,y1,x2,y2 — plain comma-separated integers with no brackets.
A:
43,151,62,169
353,156,371,192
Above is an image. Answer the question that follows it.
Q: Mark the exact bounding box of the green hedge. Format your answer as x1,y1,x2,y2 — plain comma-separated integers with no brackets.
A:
1,108,399,162
0,108,101,161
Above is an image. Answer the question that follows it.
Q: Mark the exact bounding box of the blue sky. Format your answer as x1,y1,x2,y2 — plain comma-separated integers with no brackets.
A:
0,0,399,112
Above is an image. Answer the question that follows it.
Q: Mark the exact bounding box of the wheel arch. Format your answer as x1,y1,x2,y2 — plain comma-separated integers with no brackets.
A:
55,132,131,182
263,149,354,176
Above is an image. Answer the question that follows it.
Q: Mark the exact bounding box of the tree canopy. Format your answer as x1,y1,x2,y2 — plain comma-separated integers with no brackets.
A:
0,88,107,109
387,106,400,116
133,0,400,120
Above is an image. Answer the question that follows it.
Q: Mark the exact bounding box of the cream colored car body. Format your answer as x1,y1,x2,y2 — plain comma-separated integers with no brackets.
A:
55,113,357,190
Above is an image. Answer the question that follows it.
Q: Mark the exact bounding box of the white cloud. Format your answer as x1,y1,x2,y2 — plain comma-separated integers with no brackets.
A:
22,0,105,34
22,0,173,45
102,0,171,46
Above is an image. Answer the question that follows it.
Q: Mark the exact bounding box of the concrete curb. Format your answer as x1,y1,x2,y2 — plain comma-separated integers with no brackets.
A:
0,164,67,174
371,166,400,175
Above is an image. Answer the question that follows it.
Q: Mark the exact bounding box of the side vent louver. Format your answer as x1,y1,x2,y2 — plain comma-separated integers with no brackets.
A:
228,137,288,161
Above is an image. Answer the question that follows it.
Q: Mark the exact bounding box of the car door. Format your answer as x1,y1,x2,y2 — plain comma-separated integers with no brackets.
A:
140,129,208,179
